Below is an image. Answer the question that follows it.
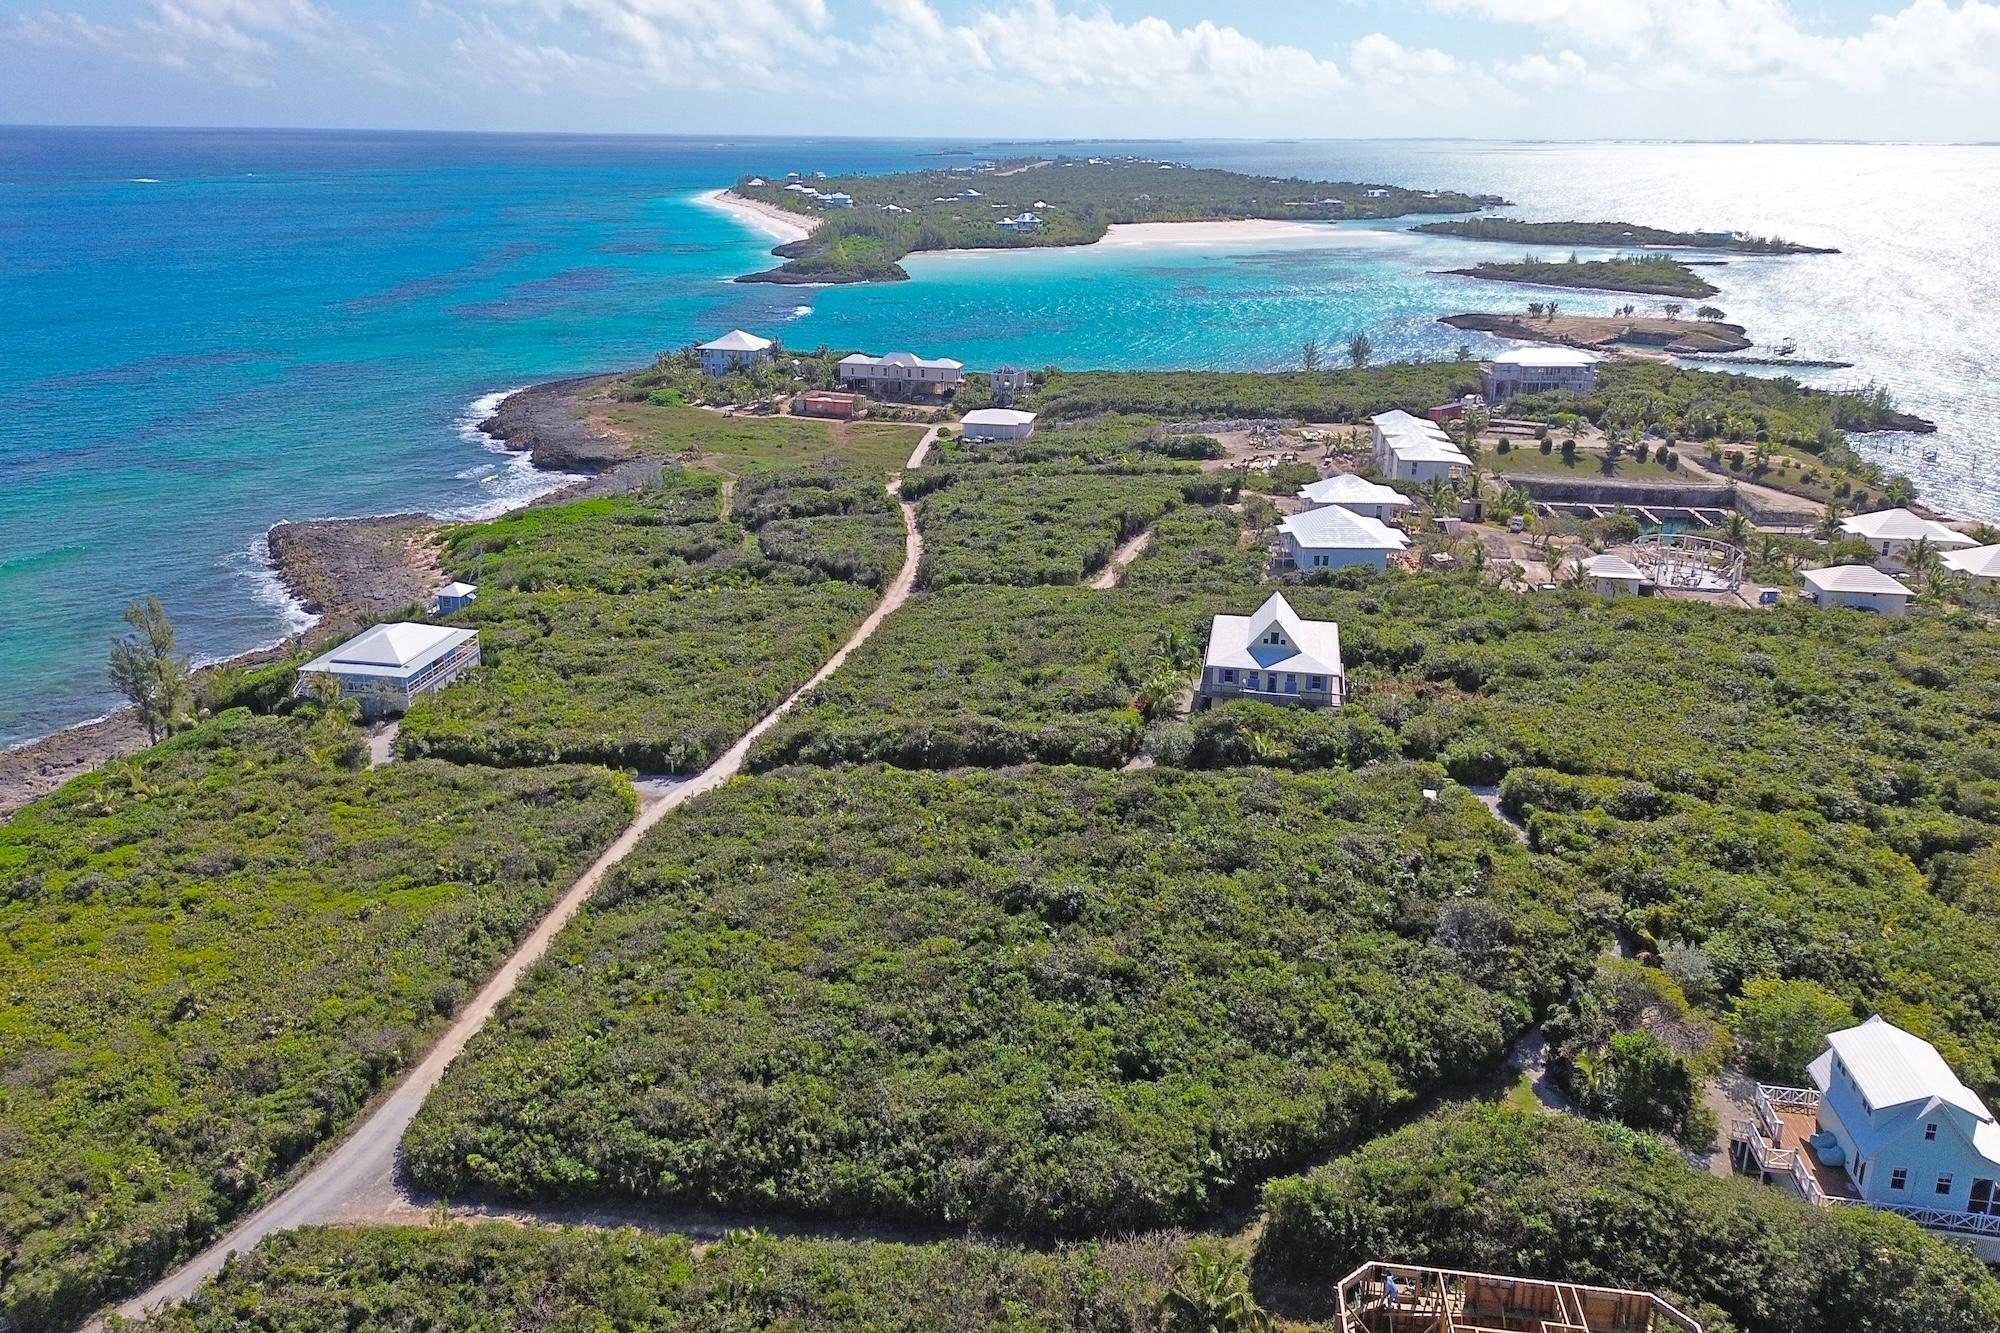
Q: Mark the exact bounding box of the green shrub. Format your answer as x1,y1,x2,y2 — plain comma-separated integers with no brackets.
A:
1732,977,1855,1080
0,713,632,1332
404,764,1590,1236
1257,1106,2000,1333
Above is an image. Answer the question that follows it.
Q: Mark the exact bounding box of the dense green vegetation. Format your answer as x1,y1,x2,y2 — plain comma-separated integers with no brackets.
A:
1027,364,1482,423
913,464,1200,590
0,712,632,1332
1448,255,1719,298
1258,1106,2000,1333
1542,959,1727,1148
129,1224,1190,1332
1154,577,2000,1089
404,763,1590,1235
595,374,929,461
398,468,904,772
1511,361,1920,466
732,156,1500,283
751,587,1216,772
1414,218,1837,254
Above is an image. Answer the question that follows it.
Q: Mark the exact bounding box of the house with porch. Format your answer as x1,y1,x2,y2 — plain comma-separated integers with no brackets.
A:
837,350,964,399
1296,473,1411,522
296,622,480,716
1480,346,1599,405
1733,1015,2000,1259
1839,507,1975,564
1370,410,1471,484
1196,592,1344,711
1278,504,1410,573
697,330,774,377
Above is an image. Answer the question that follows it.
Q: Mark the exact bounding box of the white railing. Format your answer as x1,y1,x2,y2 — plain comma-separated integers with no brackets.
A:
1866,1203,2000,1237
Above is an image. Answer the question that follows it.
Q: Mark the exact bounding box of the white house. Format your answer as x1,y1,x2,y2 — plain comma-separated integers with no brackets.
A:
1278,505,1410,573
1364,187,1390,199
1197,592,1344,710
1480,346,1599,404
823,191,854,208
1803,564,1915,616
1296,473,1411,522
996,212,1045,232
1738,1017,2000,1255
837,351,965,399
1370,410,1471,484
1943,543,2000,588
1581,553,1646,598
434,581,477,615
960,408,1036,442
296,622,480,714
697,330,774,377
1839,508,1975,563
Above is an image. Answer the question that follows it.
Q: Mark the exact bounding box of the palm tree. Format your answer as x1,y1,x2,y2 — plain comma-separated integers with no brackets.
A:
1164,1252,1272,1333
1526,301,1545,321
1544,300,1561,321
1906,537,1946,593
1723,512,1751,547
1815,499,1846,541
1300,339,1323,373
1347,332,1373,370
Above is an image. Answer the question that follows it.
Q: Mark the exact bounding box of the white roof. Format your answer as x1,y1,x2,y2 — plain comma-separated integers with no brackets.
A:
1583,554,1644,580
1943,543,2000,577
1204,592,1344,679
1818,1017,1993,1120
1279,505,1411,553
1297,474,1410,508
437,581,477,598
1371,409,1450,441
1371,410,1470,466
840,351,964,371
699,329,773,353
1492,346,1599,369
1839,507,1975,546
301,623,476,679
1803,564,1913,596
961,408,1036,427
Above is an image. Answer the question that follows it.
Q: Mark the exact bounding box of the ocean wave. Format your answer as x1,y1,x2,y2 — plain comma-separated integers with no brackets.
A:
129,178,161,184
439,388,584,521
790,304,814,319
223,533,318,641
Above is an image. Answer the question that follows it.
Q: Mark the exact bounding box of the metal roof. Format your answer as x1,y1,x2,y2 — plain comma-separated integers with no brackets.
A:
1803,564,1913,596
699,329,773,352
1839,507,1975,546
1819,1016,1992,1120
1298,473,1411,507
1279,505,1411,552
301,623,477,679
1204,593,1344,679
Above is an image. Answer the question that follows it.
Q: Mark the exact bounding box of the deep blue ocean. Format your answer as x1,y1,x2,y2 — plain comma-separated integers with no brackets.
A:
4,129,1997,746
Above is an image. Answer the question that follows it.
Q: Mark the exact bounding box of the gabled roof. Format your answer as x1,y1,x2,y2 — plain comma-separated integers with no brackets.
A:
1943,543,2000,577
1370,411,1469,466
1279,505,1411,553
840,351,965,371
699,329,773,353
1371,409,1450,441
1839,507,1975,546
1803,564,1912,596
1204,593,1344,679
301,623,477,679
1819,1016,1992,1119
1583,554,1644,580
1297,473,1410,508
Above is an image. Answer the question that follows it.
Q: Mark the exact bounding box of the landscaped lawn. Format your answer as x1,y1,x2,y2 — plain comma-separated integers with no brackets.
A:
1483,446,1687,483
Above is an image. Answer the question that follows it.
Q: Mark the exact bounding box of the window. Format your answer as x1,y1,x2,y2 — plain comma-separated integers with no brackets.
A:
1309,676,1325,691
1937,1174,1954,1196
1222,669,1236,684
1890,1168,1908,1191
1925,1122,1939,1141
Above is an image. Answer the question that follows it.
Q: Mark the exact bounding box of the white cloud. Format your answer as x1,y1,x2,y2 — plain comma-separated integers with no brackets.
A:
11,0,378,89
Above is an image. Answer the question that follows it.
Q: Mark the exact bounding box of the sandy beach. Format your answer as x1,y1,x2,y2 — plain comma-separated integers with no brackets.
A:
701,189,818,244
1094,219,1346,248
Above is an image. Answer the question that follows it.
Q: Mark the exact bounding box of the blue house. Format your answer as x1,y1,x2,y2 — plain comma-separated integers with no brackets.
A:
434,581,477,615
1738,1015,2000,1257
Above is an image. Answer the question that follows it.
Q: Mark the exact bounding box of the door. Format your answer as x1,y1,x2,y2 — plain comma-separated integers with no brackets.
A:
1971,1179,1999,1216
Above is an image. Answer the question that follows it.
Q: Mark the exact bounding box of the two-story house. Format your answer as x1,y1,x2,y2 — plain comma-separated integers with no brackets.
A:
1370,410,1471,484
1196,593,1344,711
1736,1015,2000,1258
697,329,774,377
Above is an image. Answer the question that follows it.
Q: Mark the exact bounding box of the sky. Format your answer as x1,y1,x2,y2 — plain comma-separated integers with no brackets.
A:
4,0,2000,141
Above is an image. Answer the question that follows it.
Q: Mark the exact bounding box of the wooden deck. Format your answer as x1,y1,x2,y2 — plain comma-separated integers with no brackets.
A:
1764,1101,1859,1201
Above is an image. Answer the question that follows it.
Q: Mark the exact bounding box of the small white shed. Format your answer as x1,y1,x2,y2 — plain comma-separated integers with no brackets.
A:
1581,553,1646,598
1803,564,1914,617
960,408,1037,442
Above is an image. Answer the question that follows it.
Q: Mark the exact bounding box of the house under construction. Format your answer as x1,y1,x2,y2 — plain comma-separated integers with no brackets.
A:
1335,1263,1701,1333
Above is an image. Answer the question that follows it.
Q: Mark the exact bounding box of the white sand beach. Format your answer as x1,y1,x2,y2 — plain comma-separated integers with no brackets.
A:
701,189,819,244
1094,219,1346,248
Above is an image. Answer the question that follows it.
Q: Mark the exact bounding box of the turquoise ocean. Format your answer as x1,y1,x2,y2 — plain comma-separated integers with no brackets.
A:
3,130,1997,747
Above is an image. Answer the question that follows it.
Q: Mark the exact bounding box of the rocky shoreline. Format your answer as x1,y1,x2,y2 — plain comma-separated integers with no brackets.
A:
477,374,634,473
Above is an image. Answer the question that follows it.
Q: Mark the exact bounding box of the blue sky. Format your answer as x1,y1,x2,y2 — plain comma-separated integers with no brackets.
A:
5,0,1999,139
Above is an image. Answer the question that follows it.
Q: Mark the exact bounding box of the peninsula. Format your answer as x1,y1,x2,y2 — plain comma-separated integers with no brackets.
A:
1413,218,1839,254
725,155,1505,284
1446,254,1721,298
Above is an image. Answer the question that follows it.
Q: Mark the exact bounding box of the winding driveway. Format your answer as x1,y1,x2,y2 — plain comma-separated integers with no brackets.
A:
113,461,930,1324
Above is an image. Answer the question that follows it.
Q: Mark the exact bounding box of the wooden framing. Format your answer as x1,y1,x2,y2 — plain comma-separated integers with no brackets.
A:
1334,1262,1702,1333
